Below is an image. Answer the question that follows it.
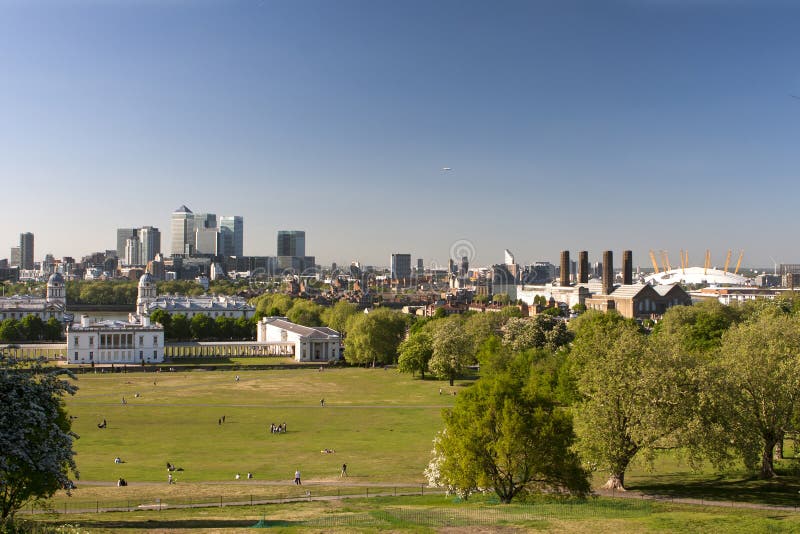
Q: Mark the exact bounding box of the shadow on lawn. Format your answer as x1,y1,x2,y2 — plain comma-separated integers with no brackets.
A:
630,474,800,507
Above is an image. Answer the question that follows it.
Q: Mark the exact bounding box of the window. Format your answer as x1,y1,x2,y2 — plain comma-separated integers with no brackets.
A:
74,336,79,347
89,336,94,346
153,350,157,358
139,336,144,346
140,350,143,358
74,352,78,359
89,351,93,359
153,336,158,347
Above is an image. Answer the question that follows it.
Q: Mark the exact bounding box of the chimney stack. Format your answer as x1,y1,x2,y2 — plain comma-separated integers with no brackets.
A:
622,250,633,285
602,250,614,295
578,251,589,284
560,250,570,286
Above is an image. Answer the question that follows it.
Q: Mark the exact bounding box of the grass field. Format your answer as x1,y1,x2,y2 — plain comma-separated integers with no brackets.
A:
28,366,800,531
63,367,457,485
30,494,800,533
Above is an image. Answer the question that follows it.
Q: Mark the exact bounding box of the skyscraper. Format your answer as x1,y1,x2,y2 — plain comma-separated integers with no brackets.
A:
138,226,161,263
117,228,136,260
9,247,20,267
171,205,194,256
277,231,305,257
19,232,34,270
125,235,141,266
391,253,412,281
219,216,244,257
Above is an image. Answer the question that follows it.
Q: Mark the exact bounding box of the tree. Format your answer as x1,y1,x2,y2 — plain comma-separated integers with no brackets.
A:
19,316,44,341
170,314,191,341
0,320,21,343
492,294,511,305
652,300,742,356
425,368,589,503
398,329,433,379
429,318,474,386
0,359,78,520
43,318,63,341
569,311,696,490
343,308,408,366
190,314,216,340
150,309,172,338
501,316,572,353
712,313,800,478
322,301,358,336
287,300,325,327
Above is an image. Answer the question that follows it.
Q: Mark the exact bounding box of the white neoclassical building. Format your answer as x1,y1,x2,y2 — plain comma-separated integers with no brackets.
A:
136,273,254,319
256,316,341,362
0,272,67,322
66,314,164,365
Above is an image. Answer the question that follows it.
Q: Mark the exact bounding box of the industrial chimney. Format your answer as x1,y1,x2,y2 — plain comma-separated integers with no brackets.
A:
560,250,570,286
622,250,633,285
578,251,589,284
602,250,614,295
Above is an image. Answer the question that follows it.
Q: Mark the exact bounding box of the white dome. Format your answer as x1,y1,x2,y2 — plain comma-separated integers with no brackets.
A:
644,267,749,286
138,273,154,286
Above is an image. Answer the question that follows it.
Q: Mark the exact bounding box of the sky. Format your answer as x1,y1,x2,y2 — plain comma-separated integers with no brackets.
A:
1,0,799,270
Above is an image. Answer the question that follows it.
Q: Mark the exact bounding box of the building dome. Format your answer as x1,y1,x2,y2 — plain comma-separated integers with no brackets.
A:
138,273,154,287
48,272,64,285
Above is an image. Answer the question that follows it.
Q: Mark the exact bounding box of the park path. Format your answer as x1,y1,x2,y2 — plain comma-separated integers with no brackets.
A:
52,480,800,515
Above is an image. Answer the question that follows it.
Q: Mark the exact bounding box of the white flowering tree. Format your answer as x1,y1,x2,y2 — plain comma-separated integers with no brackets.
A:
0,358,78,520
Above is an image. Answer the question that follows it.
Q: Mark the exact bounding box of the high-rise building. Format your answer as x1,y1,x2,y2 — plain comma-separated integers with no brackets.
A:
195,227,221,255
117,228,136,260
417,258,424,272
171,205,195,256
125,235,141,266
9,247,20,267
138,226,161,263
19,232,34,270
391,253,412,281
277,231,305,257
219,216,244,257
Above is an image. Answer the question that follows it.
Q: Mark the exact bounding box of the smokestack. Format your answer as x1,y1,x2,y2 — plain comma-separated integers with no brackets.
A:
602,250,614,295
560,251,570,286
578,251,589,284
622,250,633,285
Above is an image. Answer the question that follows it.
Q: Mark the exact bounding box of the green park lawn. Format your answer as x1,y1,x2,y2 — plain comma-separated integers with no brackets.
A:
62,367,458,485
26,366,800,531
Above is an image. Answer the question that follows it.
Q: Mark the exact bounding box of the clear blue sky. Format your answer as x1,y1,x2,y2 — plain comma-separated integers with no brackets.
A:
1,0,799,270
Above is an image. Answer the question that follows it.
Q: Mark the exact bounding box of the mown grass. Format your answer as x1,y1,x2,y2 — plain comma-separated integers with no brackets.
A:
30,495,800,533
62,368,459,485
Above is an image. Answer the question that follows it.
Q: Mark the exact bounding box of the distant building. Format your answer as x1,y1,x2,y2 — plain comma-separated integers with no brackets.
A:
277,230,305,257
66,314,164,365
19,232,34,270
0,273,66,322
219,216,244,257
9,247,20,267
171,205,195,256
390,253,412,282
256,316,341,362
136,273,254,318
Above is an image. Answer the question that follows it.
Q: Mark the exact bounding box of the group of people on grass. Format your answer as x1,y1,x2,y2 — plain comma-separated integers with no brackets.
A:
269,422,287,434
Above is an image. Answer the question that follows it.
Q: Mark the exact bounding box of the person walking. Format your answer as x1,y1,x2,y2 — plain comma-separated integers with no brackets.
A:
340,463,347,478
168,473,174,484
294,469,301,485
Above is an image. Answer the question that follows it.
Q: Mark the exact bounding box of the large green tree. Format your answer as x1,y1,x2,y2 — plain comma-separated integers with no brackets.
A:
712,312,800,478
398,329,433,379
0,359,78,520
429,317,475,386
322,301,358,336
569,311,697,490
343,308,408,366
287,300,325,327
426,365,589,503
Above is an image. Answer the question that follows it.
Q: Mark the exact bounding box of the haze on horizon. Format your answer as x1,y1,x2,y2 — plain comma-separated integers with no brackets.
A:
1,0,799,270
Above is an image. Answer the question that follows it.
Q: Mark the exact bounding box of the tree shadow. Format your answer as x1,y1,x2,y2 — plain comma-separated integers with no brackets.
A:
630,474,800,507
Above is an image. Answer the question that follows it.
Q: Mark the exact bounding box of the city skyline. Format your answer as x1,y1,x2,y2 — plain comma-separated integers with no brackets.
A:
2,1,800,267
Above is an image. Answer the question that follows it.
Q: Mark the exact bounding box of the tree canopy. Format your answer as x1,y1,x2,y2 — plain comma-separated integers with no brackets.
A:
0,359,78,520
426,356,589,502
